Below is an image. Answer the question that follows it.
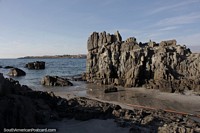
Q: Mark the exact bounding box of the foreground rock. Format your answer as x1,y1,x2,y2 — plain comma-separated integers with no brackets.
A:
85,31,200,93
0,74,199,132
8,68,26,76
41,75,73,86
25,61,45,69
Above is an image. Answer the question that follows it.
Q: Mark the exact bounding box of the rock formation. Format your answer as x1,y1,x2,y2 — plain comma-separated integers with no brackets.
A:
86,31,200,93
0,73,199,132
25,61,45,69
41,75,73,86
8,68,26,76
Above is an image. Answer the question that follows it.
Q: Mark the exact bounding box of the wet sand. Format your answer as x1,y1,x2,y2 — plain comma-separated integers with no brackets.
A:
39,82,200,132
51,82,200,116
86,84,200,115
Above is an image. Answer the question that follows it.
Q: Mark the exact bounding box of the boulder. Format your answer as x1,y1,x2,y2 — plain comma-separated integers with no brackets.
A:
41,76,73,86
8,68,26,76
104,86,118,93
25,61,45,69
4,66,14,69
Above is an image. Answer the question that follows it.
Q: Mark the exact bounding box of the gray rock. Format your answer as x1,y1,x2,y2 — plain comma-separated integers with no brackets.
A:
85,31,200,93
114,31,122,42
160,39,177,47
25,61,45,69
41,75,73,86
0,74,199,131
8,68,26,76
104,86,118,93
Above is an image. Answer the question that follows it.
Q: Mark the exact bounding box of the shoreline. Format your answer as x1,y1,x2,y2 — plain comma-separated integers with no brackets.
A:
0,74,200,132
52,83,200,117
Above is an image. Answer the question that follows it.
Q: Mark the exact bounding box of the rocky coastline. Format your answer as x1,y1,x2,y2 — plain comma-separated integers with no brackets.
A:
85,31,200,94
0,74,200,132
1,31,200,132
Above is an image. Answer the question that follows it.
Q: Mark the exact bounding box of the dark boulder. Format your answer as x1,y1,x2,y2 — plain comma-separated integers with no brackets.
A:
104,86,118,93
41,76,73,86
8,68,26,77
4,66,14,69
0,95,36,129
25,61,45,69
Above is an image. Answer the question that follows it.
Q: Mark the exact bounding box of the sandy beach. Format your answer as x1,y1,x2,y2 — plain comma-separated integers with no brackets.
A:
38,82,200,133
53,82,200,116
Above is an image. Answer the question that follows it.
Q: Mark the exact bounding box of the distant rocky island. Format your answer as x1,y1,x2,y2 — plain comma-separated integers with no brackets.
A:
19,54,86,59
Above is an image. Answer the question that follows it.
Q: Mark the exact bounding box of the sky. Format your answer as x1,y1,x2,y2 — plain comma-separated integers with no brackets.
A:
0,0,200,58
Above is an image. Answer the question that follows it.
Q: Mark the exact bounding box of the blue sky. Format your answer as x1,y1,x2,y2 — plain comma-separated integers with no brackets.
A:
0,0,200,58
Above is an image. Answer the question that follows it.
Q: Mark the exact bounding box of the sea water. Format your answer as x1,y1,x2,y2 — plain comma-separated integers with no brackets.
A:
0,58,86,92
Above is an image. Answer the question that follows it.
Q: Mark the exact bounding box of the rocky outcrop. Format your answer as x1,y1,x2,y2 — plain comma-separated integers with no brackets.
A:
41,75,73,86
8,68,26,76
86,31,200,93
0,74,199,132
25,61,45,69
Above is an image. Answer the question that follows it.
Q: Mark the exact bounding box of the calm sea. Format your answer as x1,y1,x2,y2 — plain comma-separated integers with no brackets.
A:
0,58,86,91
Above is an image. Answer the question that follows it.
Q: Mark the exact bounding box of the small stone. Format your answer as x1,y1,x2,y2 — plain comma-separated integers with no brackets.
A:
104,86,118,93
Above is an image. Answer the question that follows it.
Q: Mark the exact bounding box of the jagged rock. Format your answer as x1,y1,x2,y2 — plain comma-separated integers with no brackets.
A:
114,31,122,42
141,115,154,125
86,31,200,93
41,75,73,86
125,37,137,43
25,61,45,69
0,74,199,131
8,68,26,76
160,39,177,47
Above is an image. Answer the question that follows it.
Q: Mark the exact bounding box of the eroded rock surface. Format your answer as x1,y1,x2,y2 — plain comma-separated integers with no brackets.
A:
0,74,199,132
86,31,200,93
41,75,73,86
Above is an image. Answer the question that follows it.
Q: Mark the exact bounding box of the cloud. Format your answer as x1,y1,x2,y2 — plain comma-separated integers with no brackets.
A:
149,0,199,15
158,26,179,31
155,12,200,26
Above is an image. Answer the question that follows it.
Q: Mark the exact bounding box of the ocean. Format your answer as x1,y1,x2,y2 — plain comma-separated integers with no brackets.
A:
0,58,86,92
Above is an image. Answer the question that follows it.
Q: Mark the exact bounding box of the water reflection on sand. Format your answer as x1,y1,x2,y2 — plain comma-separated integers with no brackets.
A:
30,81,200,116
